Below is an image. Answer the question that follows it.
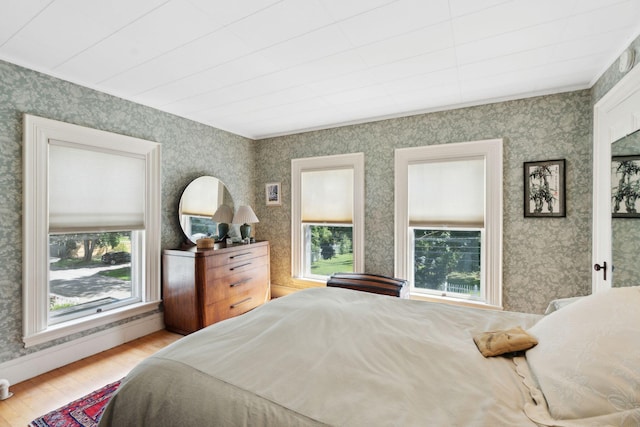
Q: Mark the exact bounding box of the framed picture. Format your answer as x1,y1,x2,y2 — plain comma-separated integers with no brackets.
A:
524,159,565,217
265,182,281,206
612,155,640,218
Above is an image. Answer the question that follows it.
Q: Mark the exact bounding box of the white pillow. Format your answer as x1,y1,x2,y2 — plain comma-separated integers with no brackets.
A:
543,296,584,314
526,286,640,420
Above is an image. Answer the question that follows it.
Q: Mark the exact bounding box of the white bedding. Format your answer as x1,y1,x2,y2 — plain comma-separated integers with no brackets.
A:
100,287,544,426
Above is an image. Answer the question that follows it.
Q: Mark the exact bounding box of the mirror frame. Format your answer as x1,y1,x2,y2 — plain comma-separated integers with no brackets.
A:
593,64,640,293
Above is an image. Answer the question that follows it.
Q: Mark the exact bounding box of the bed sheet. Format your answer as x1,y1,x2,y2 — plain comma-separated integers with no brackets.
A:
99,287,543,427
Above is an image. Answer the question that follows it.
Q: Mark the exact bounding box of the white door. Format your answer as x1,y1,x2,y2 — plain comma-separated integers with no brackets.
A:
593,65,640,293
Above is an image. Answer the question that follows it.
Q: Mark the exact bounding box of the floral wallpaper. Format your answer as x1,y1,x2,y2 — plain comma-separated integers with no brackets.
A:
255,33,640,316
0,60,255,363
1,31,638,365
254,91,593,315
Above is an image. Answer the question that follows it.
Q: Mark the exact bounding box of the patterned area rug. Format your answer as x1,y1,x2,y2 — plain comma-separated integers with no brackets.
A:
30,380,121,427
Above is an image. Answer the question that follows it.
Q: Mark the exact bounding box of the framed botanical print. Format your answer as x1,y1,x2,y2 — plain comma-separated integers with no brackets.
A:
524,159,565,217
612,155,640,218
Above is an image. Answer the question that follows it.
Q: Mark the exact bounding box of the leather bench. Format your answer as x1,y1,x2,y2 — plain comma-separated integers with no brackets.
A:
327,272,409,298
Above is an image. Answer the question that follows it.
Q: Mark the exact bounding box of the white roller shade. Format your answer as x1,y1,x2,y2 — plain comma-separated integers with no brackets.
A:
302,168,353,223
48,140,146,232
408,157,485,227
180,176,221,217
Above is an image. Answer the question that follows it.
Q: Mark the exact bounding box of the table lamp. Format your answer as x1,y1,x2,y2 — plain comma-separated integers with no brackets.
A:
211,204,233,240
232,205,259,240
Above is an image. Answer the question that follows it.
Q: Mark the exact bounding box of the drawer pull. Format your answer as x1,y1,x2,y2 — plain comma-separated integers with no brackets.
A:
230,297,252,309
230,278,250,288
230,262,251,271
230,252,252,259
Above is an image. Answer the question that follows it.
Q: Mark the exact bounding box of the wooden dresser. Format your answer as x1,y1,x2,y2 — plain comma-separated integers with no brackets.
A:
162,240,270,334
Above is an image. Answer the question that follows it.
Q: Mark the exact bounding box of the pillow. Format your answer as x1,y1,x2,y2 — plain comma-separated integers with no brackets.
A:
525,286,640,420
543,296,584,315
473,326,538,357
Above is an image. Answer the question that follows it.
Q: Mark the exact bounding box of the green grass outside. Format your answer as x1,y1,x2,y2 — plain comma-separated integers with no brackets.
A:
310,252,354,276
50,300,75,311
99,267,131,281
50,258,103,270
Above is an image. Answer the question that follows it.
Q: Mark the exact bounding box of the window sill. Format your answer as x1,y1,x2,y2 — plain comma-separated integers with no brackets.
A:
291,277,326,289
409,293,503,311
23,300,161,348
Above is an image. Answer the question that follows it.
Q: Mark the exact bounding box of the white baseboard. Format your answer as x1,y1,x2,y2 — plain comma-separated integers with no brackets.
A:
0,313,164,386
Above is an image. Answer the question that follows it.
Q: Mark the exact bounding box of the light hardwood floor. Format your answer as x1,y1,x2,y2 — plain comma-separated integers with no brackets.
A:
0,330,181,427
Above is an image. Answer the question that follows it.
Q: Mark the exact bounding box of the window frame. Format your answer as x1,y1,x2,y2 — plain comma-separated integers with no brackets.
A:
291,153,365,283
394,139,503,308
22,114,162,348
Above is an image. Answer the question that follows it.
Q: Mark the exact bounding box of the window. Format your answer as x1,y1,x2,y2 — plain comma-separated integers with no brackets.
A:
395,139,503,307
23,114,161,347
48,231,138,325
291,153,364,282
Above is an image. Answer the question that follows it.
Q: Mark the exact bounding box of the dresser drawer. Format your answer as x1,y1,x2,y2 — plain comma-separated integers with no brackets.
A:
207,253,268,279
203,283,267,324
206,245,268,269
204,265,269,305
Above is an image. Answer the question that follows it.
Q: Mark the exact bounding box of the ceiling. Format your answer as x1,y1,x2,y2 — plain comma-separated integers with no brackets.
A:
1,1,640,140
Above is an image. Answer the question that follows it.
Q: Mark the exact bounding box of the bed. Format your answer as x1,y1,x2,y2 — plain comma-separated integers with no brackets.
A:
99,286,640,427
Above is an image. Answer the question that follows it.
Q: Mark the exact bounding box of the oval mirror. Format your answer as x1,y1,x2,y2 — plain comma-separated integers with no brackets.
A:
178,176,234,244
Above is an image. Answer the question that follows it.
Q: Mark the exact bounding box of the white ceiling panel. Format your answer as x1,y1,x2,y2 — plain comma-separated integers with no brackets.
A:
337,95,401,117
0,0,169,69
293,50,370,84
459,71,537,102
338,0,450,47
393,83,462,111
364,49,458,86
101,28,254,96
455,20,569,66
559,2,637,41
1,0,639,139
186,0,283,28
259,25,352,69
457,44,591,83
531,55,604,85
319,0,395,21
228,0,334,50
0,0,53,45
1,4,114,69
54,0,218,83
451,0,622,45
322,85,390,106
354,22,454,67
448,0,510,18
549,30,631,65
143,53,279,107
382,68,460,96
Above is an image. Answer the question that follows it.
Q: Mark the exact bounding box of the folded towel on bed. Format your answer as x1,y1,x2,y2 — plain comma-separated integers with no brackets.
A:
473,326,538,357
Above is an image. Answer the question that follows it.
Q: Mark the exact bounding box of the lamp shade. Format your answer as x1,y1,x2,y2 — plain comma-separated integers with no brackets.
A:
211,204,233,223
232,205,259,224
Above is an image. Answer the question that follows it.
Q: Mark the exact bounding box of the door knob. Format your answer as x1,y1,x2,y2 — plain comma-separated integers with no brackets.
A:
593,261,607,281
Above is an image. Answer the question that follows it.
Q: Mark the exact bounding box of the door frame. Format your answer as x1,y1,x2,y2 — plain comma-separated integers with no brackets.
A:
593,64,640,293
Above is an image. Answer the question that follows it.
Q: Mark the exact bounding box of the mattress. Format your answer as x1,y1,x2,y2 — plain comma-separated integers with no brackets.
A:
99,287,544,426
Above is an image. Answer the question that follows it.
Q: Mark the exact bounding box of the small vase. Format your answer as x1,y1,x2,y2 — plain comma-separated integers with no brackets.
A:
240,223,251,239
217,223,229,240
